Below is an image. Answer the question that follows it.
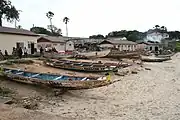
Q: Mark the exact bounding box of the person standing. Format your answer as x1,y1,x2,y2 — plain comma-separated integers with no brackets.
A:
45,47,48,52
0,50,5,60
18,47,23,59
40,47,44,56
24,47,28,58
5,50,8,56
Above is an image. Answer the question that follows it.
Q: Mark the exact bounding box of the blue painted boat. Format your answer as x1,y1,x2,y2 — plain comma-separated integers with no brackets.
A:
0,68,109,90
3,68,95,81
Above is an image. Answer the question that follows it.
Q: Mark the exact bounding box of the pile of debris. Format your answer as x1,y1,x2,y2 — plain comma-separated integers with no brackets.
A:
4,96,41,110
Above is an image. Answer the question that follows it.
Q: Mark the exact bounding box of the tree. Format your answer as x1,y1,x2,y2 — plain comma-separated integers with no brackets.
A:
155,25,160,29
89,34,104,39
30,26,62,36
46,11,54,32
160,26,167,32
16,25,22,29
63,17,69,37
30,27,52,35
47,25,62,36
0,0,19,26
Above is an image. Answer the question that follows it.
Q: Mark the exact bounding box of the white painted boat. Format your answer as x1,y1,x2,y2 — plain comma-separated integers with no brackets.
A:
77,49,110,58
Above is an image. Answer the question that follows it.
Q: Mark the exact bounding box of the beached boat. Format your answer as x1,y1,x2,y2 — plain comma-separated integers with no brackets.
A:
155,53,175,58
107,50,140,58
0,68,110,90
43,52,73,59
141,55,171,62
77,49,111,58
44,59,119,72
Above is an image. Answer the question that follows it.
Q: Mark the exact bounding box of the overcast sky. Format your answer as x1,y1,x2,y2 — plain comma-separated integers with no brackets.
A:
3,0,180,37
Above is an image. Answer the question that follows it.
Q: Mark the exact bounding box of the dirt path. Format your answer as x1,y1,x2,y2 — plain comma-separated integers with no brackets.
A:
1,54,180,120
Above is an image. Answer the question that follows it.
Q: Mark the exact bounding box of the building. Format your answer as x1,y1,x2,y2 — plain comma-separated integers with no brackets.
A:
37,36,74,52
69,38,104,47
0,27,39,55
145,30,169,42
145,42,163,51
99,39,137,51
136,42,148,51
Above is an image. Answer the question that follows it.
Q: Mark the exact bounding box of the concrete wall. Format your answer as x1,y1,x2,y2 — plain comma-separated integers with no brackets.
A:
99,44,114,48
100,43,137,51
0,33,38,55
65,41,74,51
137,43,147,50
37,40,74,52
146,45,162,51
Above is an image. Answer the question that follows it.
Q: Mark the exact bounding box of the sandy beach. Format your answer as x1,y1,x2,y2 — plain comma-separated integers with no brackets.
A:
1,53,180,120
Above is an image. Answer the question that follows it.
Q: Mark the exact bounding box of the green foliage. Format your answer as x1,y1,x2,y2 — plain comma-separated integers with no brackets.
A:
30,27,52,35
107,30,145,42
63,17,69,24
0,0,19,26
89,34,105,39
46,11,54,20
30,26,62,36
168,31,180,39
47,25,62,36
175,42,180,51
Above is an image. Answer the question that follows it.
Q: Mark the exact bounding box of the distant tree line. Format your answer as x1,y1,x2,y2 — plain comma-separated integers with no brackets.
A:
30,26,62,36
89,30,146,42
89,25,180,42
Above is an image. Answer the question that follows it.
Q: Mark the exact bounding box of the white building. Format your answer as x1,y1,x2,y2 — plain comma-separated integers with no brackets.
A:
64,37,104,46
0,27,39,55
99,39,137,51
37,36,74,52
145,30,169,42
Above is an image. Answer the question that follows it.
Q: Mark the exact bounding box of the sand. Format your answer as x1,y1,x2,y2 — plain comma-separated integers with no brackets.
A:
1,53,180,120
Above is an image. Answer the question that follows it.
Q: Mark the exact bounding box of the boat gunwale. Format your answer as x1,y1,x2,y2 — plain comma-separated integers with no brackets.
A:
3,67,98,80
1,72,108,89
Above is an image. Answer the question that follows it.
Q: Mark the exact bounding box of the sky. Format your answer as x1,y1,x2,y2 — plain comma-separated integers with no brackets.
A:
2,0,180,37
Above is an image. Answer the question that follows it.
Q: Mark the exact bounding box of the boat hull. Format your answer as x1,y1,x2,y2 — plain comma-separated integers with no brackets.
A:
141,55,171,62
0,68,109,90
44,60,118,72
107,50,140,58
77,49,110,58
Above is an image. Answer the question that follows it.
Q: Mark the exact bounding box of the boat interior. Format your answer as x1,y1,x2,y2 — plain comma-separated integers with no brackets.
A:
3,68,97,81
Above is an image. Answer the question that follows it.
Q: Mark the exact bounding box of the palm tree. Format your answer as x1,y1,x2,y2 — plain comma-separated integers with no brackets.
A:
46,11,54,32
63,17,70,37
155,25,160,29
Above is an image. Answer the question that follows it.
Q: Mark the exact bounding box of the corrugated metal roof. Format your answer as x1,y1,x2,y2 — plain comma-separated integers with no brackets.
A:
104,39,137,45
0,27,38,36
38,36,68,43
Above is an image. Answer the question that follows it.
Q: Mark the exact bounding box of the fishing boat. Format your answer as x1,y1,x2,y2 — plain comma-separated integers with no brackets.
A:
141,55,171,62
77,49,111,58
0,68,110,90
155,53,175,58
43,52,73,59
107,50,140,58
44,59,119,72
